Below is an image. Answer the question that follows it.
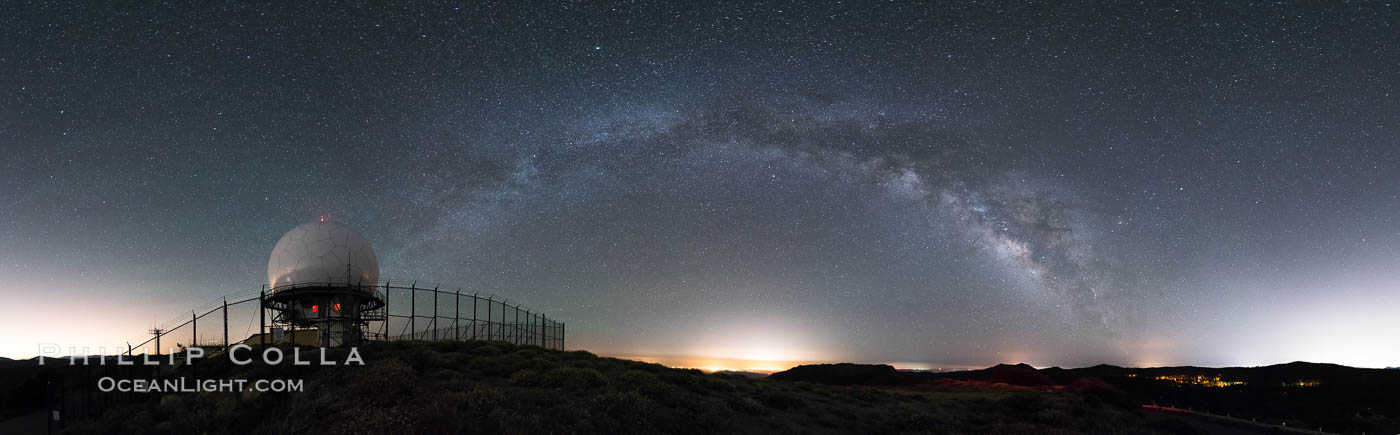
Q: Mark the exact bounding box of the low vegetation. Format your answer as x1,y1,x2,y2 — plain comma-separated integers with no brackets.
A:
58,341,1175,434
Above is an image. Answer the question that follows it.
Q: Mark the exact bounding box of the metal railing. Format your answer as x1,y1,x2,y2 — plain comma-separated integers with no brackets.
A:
122,280,565,356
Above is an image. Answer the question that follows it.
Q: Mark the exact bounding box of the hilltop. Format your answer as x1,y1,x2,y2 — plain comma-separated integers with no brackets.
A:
770,361,1400,434
51,341,1176,434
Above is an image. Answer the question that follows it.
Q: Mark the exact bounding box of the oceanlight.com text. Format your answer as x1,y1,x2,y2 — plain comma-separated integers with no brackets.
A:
97,377,305,393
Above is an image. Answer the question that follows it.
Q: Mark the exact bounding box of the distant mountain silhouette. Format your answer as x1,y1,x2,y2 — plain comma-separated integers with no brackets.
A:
766,363,904,385
771,360,1391,386
711,370,768,379
986,363,1050,386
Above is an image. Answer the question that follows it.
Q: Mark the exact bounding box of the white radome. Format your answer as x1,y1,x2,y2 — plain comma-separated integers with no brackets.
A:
267,220,379,291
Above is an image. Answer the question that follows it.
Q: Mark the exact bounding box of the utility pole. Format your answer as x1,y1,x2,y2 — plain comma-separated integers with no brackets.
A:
383,281,390,341
410,283,416,340
191,311,198,378
500,300,508,342
454,289,461,341
259,287,266,348
524,309,532,346
432,286,439,341
222,298,229,352
151,328,163,357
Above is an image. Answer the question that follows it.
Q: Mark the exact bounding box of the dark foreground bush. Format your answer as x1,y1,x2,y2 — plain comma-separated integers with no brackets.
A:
541,366,608,390
1070,377,1137,410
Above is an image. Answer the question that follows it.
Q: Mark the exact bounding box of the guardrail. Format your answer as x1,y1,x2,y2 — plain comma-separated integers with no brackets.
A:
1142,404,1337,435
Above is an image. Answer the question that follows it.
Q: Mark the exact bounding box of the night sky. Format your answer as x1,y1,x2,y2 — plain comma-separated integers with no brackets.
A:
2,2,1398,369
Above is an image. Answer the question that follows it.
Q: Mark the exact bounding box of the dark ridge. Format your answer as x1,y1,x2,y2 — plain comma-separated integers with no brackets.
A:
0,357,38,368
986,363,1051,386
765,363,903,385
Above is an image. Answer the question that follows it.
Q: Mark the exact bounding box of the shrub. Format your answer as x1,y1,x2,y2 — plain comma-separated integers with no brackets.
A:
700,374,738,392
688,398,733,430
509,369,542,386
472,353,532,376
1069,377,1137,410
472,344,504,357
463,386,507,410
997,393,1048,416
541,366,608,390
587,391,656,432
727,396,768,415
402,346,440,370
351,359,420,405
613,369,686,405
428,368,460,382
568,350,597,359
756,388,806,410
324,406,420,435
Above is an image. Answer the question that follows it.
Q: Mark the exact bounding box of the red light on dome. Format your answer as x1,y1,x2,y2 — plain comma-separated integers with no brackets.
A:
334,303,341,311
311,305,319,312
